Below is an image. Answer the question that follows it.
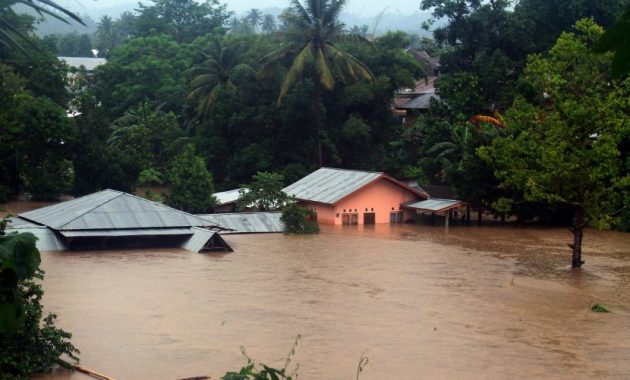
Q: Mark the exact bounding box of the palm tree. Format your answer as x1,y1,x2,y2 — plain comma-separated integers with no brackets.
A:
261,14,276,34
187,38,249,119
246,8,263,32
1,0,83,51
96,15,117,56
260,0,374,167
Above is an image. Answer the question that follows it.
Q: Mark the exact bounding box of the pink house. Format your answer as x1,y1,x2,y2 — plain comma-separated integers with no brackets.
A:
283,168,428,225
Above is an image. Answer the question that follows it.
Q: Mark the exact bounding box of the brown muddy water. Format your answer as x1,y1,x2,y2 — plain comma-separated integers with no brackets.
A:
29,224,630,380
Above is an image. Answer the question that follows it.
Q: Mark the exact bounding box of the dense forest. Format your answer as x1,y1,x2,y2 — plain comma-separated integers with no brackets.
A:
1,0,629,236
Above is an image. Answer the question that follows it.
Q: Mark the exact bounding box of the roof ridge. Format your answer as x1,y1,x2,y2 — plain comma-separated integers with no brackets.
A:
57,189,124,229
119,191,213,226
320,167,384,175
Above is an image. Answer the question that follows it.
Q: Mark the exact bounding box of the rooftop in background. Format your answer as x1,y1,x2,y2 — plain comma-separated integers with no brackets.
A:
283,167,428,205
213,188,245,206
58,56,107,71
19,189,212,231
404,181,456,200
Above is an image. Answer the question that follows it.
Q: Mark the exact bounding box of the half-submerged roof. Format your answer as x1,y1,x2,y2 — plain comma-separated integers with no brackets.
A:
404,199,465,213
199,212,284,234
283,167,427,205
19,189,212,231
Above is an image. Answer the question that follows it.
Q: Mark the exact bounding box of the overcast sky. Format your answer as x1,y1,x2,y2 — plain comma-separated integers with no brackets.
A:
62,0,424,17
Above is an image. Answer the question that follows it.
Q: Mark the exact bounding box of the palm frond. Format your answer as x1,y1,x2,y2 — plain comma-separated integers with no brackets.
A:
278,43,313,104
326,43,374,82
315,47,334,90
289,0,313,25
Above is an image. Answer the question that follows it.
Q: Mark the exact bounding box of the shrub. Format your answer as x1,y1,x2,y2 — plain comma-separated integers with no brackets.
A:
281,202,319,234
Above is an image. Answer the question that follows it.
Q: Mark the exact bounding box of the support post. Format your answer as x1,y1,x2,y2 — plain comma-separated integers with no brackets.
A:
445,211,450,228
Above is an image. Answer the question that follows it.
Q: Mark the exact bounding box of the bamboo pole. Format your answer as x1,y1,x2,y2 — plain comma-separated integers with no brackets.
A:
57,360,116,380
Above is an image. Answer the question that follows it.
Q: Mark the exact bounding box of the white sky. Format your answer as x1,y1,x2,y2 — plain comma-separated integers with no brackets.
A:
61,0,423,17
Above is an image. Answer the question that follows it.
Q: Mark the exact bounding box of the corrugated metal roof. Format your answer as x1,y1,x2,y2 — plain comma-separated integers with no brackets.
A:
283,168,383,205
58,56,107,71
60,228,194,238
213,188,245,205
404,199,463,212
19,189,212,231
181,227,232,252
198,212,285,234
7,217,39,228
5,227,67,251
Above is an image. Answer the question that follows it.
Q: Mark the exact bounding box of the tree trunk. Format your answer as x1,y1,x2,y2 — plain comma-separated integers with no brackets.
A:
568,207,586,268
314,82,323,168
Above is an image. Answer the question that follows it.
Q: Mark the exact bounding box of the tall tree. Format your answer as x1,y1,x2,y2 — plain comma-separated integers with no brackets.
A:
96,15,117,56
261,14,276,33
478,20,630,267
135,0,231,43
260,0,374,167
187,36,251,119
246,8,263,32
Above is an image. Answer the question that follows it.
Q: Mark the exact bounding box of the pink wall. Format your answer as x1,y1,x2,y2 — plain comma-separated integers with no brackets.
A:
303,178,422,225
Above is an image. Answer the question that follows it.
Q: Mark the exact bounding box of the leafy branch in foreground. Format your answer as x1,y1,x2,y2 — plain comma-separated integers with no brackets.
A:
222,335,301,380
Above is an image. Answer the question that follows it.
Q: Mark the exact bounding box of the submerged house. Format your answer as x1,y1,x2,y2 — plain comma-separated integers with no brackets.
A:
8,189,232,252
283,168,428,225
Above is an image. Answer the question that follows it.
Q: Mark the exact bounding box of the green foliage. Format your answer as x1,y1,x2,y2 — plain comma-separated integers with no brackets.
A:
591,303,611,313
594,6,630,77
281,201,319,234
3,92,76,200
134,0,231,43
0,231,77,379
166,145,217,213
238,171,288,211
137,168,164,187
94,34,192,117
479,20,627,220
222,335,300,380
0,233,40,334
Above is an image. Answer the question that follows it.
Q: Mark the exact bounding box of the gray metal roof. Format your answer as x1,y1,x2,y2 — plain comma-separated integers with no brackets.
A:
7,217,39,228
5,227,67,251
404,199,464,213
283,168,384,205
19,189,212,231
58,56,107,71
398,91,440,110
198,212,285,234
59,228,195,238
181,227,232,252
213,188,245,205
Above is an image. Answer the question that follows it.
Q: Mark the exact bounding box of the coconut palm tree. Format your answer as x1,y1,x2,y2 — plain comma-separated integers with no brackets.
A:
96,15,117,56
261,14,276,33
1,0,83,51
260,0,374,167
246,8,263,32
187,37,249,119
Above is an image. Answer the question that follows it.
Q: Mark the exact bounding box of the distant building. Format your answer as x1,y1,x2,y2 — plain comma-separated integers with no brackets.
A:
212,188,245,213
405,49,441,77
283,168,428,225
393,50,441,126
58,56,107,72
8,189,232,252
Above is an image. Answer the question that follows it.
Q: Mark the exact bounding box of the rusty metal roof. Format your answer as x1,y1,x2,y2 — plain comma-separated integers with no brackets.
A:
19,189,212,231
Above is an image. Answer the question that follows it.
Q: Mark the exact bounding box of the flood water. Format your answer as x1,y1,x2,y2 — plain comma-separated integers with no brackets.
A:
33,224,630,380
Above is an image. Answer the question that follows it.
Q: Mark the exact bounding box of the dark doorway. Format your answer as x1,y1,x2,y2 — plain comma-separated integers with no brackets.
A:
342,213,358,225
363,212,375,225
